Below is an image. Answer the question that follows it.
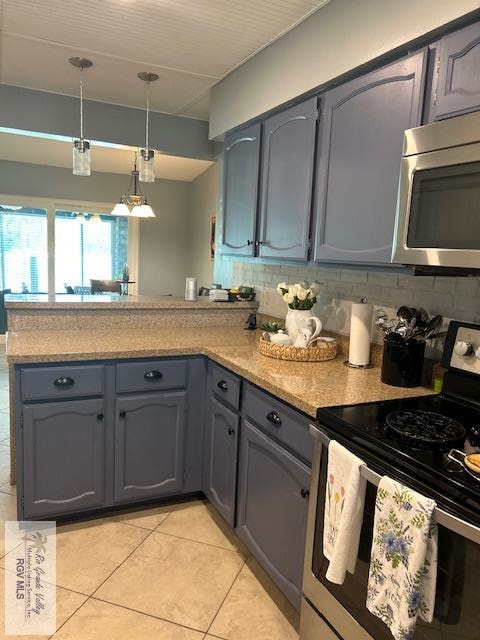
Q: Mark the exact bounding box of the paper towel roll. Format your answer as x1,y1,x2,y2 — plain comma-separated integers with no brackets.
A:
185,277,198,301
348,299,373,366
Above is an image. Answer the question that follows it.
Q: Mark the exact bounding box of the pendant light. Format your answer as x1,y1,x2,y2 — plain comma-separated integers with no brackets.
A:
137,72,159,182
111,154,155,218
69,57,93,176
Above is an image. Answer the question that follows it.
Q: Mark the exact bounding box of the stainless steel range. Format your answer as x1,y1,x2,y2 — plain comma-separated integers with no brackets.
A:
301,320,480,639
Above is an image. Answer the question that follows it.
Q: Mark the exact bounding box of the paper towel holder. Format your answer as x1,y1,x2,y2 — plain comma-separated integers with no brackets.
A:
344,297,374,369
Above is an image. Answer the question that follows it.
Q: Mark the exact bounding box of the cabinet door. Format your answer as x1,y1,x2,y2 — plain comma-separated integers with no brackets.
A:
23,398,105,518
203,396,239,526
434,22,480,120
236,420,310,609
115,392,186,501
314,51,426,264
222,123,261,256
259,97,318,260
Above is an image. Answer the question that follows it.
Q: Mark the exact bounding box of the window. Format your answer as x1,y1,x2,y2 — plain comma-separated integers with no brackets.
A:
0,205,48,293
55,211,128,293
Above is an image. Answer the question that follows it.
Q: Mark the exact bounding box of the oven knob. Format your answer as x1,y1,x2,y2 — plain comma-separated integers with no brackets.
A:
470,425,480,446
454,341,473,356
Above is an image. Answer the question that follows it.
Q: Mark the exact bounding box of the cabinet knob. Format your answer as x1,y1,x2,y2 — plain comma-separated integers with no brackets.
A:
228,427,236,436
217,379,228,391
266,411,282,425
144,370,163,380
300,488,310,499
97,413,104,421
119,410,126,418
247,240,253,246
53,376,74,387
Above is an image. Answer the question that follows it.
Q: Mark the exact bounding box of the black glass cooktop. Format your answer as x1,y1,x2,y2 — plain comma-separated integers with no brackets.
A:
316,393,480,520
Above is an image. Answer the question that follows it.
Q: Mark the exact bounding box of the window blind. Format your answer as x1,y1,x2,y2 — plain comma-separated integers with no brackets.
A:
0,206,48,293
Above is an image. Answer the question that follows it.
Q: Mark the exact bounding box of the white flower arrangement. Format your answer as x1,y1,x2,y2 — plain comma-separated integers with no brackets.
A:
276,280,321,310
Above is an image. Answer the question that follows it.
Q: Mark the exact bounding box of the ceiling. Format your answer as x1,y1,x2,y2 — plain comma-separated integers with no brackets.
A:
0,130,213,182
0,0,330,121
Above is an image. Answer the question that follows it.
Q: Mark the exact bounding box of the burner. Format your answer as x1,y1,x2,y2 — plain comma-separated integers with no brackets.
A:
385,410,466,447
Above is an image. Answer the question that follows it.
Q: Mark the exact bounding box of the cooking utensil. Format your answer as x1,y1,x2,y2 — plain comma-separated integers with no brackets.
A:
415,307,429,327
448,449,480,483
397,305,414,323
424,315,442,340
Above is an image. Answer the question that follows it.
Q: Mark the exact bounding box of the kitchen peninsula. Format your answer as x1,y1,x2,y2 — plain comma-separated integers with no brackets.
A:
5,296,433,610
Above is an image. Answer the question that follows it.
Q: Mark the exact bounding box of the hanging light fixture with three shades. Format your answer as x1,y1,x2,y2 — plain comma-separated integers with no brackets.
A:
111,154,155,218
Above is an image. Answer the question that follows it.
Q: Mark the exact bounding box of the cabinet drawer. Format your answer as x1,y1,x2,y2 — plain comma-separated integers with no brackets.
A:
116,359,186,393
243,384,312,463
21,364,104,401
210,362,241,410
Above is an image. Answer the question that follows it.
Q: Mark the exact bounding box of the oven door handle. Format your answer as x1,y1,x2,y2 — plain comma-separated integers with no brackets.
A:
310,423,480,545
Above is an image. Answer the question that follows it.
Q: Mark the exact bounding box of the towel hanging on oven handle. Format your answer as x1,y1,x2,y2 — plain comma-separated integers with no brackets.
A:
310,423,480,545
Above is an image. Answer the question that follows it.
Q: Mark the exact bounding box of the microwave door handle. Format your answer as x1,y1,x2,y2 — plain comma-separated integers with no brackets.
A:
309,424,480,545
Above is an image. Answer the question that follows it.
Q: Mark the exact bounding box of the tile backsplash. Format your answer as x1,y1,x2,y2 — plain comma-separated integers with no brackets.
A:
232,262,480,344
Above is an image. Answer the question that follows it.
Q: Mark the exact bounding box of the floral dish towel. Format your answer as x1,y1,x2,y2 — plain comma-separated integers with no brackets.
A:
367,477,438,640
323,440,366,584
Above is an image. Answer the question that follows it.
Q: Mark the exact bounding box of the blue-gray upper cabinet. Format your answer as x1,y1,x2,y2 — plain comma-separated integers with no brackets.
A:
202,396,239,526
23,398,105,518
259,97,318,260
222,123,261,256
236,420,310,609
432,22,480,120
314,51,426,264
114,391,186,502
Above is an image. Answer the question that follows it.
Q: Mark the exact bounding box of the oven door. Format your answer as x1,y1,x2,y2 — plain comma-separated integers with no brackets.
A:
302,424,480,640
392,141,480,269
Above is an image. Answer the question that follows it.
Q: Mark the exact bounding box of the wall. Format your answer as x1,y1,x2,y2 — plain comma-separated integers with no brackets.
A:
231,261,480,343
137,179,191,296
188,163,217,288
209,0,480,137
0,84,219,160
0,159,192,296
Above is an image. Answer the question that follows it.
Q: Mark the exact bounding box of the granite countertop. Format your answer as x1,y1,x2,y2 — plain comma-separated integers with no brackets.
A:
6,328,434,418
5,294,258,311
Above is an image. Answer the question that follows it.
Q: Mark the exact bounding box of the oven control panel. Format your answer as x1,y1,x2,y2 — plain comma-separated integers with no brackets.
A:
447,323,480,376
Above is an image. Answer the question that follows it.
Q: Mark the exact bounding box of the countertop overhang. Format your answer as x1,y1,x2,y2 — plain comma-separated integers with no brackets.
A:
4,294,258,311
6,327,434,418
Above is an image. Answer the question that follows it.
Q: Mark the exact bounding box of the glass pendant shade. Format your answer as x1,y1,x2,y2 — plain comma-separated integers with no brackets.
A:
139,148,155,182
131,204,155,218
111,202,130,216
73,139,91,176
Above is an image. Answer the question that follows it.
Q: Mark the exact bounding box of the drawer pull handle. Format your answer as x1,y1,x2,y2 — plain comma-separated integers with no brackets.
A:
301,488,310,499
217,379,228,391
97,413,104,421
144,370,163,380
266,411,282,425
228,427,236,436
119,410,126,418
53,376,74,387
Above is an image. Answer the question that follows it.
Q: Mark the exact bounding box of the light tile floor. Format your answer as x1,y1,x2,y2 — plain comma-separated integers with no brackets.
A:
0,346,300,639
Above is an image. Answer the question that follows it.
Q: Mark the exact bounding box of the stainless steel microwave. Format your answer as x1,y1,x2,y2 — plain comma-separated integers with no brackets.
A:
392,111,480,270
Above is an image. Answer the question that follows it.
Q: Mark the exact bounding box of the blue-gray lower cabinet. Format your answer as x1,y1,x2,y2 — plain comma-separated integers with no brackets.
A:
202,396,239,526
114,391,187,502
236,420,311,609
314,51,426,264
23,398,105,519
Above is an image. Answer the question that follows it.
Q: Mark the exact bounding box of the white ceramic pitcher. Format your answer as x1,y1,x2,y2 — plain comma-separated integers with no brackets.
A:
286,309,322,343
